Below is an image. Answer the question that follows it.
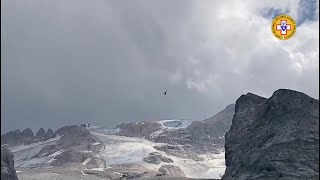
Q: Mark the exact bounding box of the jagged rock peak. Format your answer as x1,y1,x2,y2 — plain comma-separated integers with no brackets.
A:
21,128,34,138
44,128,56,141
35,128,46,138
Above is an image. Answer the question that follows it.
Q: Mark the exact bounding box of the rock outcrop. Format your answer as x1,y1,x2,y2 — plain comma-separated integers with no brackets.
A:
21,128,34,139
1,145,18,180
43,128,56,141
158,165,185,177
35,128,46,141
222,89,319,180
143,152,173,164
50,150,93,166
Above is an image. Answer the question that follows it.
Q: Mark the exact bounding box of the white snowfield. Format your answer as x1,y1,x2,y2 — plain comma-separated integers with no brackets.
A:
11,123,226,179
11,135,62,153
91,129,226,179
11,136,63,168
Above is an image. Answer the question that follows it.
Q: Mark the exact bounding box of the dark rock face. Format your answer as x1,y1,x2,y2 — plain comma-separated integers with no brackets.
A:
1,130,23,147
1,145,18,180
44,128,56,141
35,128,46,141
222,89,319,180
116,122,162,138
158,165,185,177
21,128,34,145
21,128,34,139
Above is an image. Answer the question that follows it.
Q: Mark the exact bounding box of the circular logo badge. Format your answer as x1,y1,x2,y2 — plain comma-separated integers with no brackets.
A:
271,14,296,40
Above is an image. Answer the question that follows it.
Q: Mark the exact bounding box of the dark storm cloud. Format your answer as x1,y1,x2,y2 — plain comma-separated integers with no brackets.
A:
297,0,318,25
261,8,290,19
1,0,319,133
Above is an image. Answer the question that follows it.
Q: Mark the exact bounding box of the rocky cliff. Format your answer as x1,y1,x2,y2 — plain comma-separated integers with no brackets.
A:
222,89,319,180
1,145,18,180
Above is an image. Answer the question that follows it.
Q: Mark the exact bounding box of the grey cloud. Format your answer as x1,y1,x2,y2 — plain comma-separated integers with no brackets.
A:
1,0,319,133
261,8,290,19
297,0,318,25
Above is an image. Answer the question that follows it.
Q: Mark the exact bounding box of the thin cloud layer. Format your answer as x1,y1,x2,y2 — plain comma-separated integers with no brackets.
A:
1,0,319,133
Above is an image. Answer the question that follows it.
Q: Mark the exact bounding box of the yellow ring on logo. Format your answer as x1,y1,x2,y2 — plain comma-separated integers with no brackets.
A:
271,14,296,40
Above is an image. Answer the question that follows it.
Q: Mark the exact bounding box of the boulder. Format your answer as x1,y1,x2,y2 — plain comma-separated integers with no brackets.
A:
143,152,173,164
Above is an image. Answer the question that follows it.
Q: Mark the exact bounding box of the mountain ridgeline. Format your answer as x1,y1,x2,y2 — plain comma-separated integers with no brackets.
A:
1,128,56,147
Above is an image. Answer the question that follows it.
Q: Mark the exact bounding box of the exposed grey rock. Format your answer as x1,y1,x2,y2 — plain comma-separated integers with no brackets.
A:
187,103,235,148
143,152,173,164
1,130,23,147
86,157,106,169
222,89,319,180
43,128,56,141
21,128,34,139
117,122,162,138
50,150,93,166
158,165,185,177
143,154,162,164
35,128,46,141
1,145,18,180
21,128,34,145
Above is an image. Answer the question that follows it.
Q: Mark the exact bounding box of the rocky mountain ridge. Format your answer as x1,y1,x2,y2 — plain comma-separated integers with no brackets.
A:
1,128,56,147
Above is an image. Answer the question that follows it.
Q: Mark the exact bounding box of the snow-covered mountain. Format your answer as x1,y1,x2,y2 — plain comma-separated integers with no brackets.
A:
2,104,235,180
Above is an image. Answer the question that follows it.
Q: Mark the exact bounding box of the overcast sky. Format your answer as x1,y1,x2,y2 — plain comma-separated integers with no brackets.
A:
1,0,319,133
